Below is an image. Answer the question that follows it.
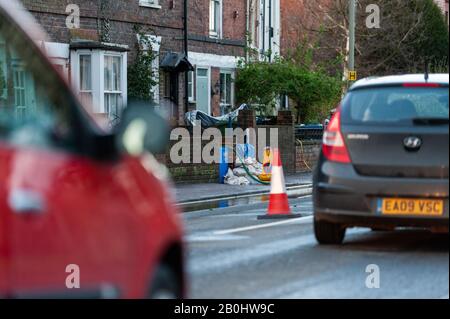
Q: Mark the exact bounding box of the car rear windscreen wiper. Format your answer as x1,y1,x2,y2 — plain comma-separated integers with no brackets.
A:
412,117,449,125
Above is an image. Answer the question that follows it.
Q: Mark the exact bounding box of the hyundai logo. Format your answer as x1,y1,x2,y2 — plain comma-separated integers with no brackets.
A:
403,136,422,151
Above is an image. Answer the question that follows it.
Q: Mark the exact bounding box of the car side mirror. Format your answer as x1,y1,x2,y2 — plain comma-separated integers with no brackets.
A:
115,102,170,156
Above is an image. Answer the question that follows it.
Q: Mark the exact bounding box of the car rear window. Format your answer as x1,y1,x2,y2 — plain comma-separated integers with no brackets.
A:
341,86,449,125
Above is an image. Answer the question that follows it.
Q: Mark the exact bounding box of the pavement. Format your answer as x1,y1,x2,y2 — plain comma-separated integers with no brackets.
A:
174,172,312,204
183,196,450,299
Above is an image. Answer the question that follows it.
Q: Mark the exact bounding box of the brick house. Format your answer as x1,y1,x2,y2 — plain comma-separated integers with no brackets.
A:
434,0,449,25
186,0,248,117
21,0,189,126
21,0,261,126
246,0,281,61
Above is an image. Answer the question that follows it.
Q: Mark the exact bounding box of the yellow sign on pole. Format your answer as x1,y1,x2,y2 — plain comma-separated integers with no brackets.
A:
349,71,357,81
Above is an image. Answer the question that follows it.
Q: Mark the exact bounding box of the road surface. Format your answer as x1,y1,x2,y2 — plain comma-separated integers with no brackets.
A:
183,196,449,299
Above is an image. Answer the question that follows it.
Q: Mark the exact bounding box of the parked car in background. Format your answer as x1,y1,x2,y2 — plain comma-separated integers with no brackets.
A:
313,74,449,244
0,0,184,298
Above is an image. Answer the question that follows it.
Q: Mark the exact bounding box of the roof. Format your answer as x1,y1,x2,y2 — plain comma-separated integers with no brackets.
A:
70,41,129,52
160,52,194,72
349,74,449,91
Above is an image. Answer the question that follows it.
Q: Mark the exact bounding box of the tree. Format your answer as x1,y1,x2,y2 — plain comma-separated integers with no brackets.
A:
299,0,449,78
127,26,158,102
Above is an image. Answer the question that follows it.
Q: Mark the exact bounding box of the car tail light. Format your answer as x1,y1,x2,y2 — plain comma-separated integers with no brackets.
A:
403,83,442,88
322,109,351,163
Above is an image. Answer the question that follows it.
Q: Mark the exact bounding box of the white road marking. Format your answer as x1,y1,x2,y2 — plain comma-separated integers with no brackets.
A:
188,234,316,275
188,228,372,275
185,233,249,243
214,215,313,235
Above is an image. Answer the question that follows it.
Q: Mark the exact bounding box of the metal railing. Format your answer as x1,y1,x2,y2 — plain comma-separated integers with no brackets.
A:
295,125,324,141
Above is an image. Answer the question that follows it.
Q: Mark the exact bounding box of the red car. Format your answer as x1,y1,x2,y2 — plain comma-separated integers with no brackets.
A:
0,1,184,298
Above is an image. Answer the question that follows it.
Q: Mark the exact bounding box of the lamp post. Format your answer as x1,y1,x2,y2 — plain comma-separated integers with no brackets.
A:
349,0,356,73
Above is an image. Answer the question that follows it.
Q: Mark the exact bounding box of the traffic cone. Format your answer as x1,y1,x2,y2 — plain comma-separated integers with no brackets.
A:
258,148,301,219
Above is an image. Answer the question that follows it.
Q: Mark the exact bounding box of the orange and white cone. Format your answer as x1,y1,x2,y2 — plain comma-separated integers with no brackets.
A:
258,148,301,219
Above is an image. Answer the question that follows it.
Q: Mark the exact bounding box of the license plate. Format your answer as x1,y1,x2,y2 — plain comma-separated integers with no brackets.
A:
379,198,444,216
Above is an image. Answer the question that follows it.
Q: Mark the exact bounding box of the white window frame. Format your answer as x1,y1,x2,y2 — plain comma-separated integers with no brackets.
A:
139,0,161,9
219,69,234,113
78,53,93,107
71,48,127,116
187,70,195,103
209,0,223,38
13,67,26,114
103,53,123,122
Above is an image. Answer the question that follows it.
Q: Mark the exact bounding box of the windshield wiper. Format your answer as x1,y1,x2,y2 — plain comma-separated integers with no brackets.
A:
412,117,449,125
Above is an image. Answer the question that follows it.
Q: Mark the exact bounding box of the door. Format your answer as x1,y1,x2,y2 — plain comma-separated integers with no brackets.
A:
0,16,137,297
196,67,210,115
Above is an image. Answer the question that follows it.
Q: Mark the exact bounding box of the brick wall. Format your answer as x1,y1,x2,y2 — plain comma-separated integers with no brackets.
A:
188,0,246,56
22,0,185,56
156,138,220,184
434,0,449,13
295,140,321,173
211,67,221,116
157,110,321,183
434,0,449,24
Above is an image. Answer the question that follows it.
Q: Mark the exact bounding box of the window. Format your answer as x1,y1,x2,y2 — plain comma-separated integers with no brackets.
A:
187,70,195,102
343,87,449,125
209,0,222,38
220,70,233,114
13,67,26,120
71,48,127,126
0,22,74,149
79,54,92,106
139,0,161,9
104,55,123,124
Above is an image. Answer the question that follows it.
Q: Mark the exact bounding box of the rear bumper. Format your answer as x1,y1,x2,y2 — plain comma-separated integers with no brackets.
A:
313,156,449,229
315,211,449,230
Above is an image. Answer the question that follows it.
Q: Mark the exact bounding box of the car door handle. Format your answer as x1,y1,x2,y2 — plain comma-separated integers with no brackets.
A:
8,188,46,215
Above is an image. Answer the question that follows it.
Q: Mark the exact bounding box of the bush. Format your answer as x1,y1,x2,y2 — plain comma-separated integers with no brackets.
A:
236,58,342,123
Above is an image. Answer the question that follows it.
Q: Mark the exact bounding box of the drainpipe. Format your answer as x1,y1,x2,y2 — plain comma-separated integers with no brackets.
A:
184,0,189,114
261,0,265,59
268,0,272,62
245,0,250,63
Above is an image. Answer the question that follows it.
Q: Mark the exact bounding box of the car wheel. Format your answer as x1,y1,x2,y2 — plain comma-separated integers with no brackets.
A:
148,265,181,299
314,217,346,245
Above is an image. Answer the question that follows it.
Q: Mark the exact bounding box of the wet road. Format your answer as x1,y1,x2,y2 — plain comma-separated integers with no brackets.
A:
183,196,449,299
